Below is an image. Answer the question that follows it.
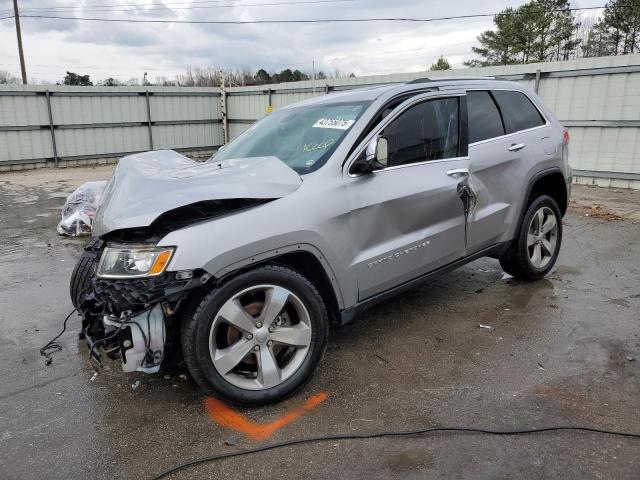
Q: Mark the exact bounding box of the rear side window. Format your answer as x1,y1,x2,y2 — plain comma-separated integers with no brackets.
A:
381,97,459,167
467,91,505,143
492,90,545,133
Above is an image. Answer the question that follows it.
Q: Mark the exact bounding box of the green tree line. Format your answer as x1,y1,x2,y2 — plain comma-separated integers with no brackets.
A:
466,0,640,66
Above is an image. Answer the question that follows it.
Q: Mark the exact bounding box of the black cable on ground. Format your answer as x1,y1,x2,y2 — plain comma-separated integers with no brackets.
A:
150,425,640,479
39,308,78,365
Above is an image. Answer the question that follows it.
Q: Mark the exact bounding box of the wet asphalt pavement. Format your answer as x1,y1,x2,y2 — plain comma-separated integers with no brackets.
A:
1,167,639,479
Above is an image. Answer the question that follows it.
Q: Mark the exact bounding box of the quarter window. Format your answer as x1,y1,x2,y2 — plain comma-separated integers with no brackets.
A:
467,91,505,143
492,90,545,133
381,97,460,167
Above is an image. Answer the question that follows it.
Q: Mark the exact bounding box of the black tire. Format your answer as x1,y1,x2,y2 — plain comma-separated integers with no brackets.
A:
70,254,97,308
500,194,563,280
181,264,329,406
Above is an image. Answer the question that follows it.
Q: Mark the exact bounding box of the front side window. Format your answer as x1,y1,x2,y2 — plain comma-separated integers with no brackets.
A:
380,97,460,167
467,90,505,143
213,101,370,173
492,90,545,134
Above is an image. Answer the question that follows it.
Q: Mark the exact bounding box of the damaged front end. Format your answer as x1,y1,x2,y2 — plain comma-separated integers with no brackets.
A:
73,149,303,375
78,238,212,373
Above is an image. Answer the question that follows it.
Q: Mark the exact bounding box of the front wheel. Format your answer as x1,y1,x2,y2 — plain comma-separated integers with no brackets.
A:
500,194,562,280
181,265,329,406
70,254,97,308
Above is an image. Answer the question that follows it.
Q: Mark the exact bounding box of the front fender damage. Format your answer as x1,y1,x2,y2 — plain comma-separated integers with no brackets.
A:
78,151,303,373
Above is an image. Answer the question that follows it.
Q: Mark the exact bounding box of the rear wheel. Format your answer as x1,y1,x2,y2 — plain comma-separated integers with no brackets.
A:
500,194,562,280
181,265,329,406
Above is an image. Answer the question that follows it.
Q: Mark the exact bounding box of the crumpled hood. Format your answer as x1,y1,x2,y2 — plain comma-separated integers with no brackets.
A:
93,150,302,236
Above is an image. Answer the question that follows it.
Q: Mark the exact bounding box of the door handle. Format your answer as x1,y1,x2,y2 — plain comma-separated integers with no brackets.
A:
508,143,526,152
446,168,469,179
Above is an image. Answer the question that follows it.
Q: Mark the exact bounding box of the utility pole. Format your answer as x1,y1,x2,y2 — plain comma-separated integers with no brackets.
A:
312,60,316,95
219,70,228,145
13,0,27,84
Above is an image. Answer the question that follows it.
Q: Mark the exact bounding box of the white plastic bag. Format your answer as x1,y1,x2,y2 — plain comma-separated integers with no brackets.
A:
57,181,107,236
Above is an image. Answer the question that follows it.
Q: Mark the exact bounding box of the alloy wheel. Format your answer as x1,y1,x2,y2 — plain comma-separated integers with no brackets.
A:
527,206,558,269
208,284,312,391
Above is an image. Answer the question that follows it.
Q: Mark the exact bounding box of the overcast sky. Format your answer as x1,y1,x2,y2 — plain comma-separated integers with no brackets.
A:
0,0,604,84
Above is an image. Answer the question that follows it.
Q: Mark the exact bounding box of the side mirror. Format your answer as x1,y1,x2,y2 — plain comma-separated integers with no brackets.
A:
351,136,388,174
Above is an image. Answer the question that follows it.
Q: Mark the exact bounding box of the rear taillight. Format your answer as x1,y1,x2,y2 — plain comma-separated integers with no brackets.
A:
563,130,570,144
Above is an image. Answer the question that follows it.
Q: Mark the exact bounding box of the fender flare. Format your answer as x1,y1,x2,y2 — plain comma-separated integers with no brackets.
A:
516,166,567,230
209,242,346,310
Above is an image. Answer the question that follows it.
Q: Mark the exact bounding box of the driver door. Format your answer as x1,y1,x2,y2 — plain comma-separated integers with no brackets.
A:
344,92,470,301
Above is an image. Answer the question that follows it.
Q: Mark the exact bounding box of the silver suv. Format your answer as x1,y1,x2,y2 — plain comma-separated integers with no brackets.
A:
72,78,571,405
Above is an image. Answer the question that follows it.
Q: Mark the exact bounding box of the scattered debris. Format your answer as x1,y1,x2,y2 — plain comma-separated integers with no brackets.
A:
90,372,98,382
373,353,389,365
568,201,624,221
349,418,374,431
131,380,140,390
479,324,492,330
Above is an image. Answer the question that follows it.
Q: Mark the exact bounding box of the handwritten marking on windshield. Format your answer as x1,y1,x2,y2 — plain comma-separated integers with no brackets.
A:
303,138,336,153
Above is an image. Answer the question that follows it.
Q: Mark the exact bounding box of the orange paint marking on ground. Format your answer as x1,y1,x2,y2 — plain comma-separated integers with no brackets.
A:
204,391,328,440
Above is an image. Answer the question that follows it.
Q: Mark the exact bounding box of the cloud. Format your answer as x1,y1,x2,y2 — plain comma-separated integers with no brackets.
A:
0,0,607,83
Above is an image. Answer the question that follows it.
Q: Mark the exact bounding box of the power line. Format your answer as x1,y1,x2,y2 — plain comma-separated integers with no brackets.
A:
0,6,612,24
4,0,314,10
0,0,354,16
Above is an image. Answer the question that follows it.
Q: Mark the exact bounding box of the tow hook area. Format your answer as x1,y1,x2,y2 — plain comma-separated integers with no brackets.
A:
101,304,166,373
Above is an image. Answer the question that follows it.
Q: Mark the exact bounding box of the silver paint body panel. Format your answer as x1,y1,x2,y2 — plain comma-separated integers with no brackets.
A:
96,79,570,311
93,150,302,237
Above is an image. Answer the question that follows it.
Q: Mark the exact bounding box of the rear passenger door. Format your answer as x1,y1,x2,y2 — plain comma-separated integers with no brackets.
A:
465,89,548,253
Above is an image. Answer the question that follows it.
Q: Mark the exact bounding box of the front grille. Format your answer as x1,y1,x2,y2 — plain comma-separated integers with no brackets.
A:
92,273,189,311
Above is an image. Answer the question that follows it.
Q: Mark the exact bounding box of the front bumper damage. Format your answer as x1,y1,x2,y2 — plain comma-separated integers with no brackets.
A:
78,243,210,373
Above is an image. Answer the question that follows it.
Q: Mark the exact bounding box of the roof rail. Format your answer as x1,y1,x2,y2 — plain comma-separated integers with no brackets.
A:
406,76,497,84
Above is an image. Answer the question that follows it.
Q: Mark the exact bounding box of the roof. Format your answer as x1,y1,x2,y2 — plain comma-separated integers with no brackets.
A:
291,77,525,108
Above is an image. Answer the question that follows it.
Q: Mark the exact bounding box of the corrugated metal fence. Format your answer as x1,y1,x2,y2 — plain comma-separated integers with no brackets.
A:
0,86,223,167
2,54,640,188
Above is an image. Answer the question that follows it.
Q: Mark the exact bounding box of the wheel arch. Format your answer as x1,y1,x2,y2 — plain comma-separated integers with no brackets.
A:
525,168,568,216
212,244,345,322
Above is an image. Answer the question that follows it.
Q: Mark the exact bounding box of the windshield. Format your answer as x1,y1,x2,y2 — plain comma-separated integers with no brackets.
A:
213,101,370,173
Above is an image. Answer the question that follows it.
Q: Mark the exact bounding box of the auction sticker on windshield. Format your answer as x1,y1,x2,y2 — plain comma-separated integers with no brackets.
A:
312,118,355,130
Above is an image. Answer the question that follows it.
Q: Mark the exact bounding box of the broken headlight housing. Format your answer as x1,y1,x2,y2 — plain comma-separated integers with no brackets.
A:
97,245,175,278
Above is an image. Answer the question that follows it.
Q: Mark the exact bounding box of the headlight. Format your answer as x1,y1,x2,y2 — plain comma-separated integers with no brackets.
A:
97,245,175,278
